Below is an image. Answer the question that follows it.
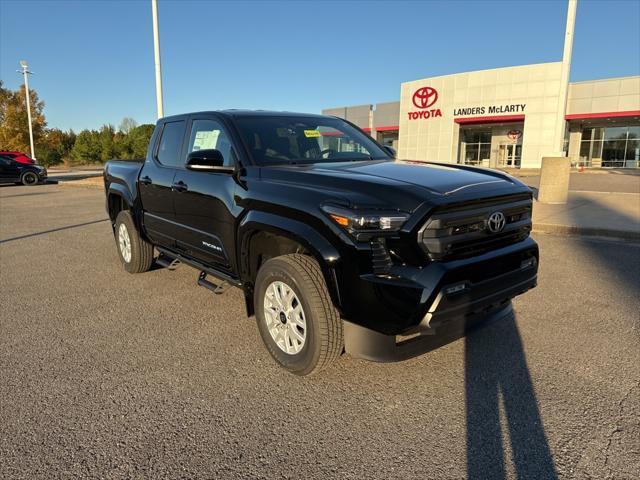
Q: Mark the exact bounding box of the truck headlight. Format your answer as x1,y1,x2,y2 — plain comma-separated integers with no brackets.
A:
322,204,409,237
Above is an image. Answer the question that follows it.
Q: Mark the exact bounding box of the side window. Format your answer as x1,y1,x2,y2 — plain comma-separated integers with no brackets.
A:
187,119,234,167
156,121,186,167
0,157,10,166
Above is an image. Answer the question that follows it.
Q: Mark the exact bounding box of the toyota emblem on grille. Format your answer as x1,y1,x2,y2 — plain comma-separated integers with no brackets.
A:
487,211,506,233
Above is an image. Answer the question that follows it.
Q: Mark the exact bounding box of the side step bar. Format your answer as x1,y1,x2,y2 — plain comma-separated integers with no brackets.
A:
198,272,230,295
155,246,243,292
155,253,180,270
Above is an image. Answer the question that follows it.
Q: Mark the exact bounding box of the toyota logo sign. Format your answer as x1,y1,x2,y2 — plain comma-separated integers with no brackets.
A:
487,211,506,233
507,129,522,141
412,87,439,109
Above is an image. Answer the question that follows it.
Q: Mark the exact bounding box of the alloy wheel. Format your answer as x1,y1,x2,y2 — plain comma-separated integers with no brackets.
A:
263,280,307,354
118,223,132,263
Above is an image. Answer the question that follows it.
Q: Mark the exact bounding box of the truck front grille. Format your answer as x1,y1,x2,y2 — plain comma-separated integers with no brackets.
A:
418,193,532,261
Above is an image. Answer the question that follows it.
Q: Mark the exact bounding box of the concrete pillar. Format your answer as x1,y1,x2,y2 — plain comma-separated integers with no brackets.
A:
368,107,376,139
567,123,582,165
538,157,571,204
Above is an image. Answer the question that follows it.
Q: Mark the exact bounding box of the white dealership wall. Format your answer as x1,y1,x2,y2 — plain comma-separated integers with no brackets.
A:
324,67,640,168
398,62,564,168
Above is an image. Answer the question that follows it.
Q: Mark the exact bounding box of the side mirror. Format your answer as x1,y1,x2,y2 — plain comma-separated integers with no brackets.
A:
186,149,234,172
383,146,397,159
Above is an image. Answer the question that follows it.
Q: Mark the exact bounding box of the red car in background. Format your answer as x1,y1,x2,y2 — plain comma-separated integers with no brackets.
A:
0,151,36,164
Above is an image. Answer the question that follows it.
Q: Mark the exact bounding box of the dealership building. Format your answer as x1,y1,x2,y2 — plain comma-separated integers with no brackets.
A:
323,62,640,169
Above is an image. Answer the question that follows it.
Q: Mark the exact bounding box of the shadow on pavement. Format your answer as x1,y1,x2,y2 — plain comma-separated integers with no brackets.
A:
566,195,640,292
0,190,61,199
0,218,109,244
465,309,557,479
395,304,557,478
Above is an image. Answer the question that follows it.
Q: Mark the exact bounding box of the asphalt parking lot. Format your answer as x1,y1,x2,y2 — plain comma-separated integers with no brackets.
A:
1,184,638,479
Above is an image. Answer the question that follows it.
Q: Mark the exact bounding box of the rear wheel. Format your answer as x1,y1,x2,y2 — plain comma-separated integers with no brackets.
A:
114,210,153,274
21,171,39,186
255,254,343,376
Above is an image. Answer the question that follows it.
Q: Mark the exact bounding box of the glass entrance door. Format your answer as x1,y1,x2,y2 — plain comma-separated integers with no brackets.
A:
499,144,522,167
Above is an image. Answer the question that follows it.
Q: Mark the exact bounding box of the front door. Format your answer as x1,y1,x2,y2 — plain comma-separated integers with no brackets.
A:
172,116,239,272
138,119,187,247
498,144,522,167
0,156,21,182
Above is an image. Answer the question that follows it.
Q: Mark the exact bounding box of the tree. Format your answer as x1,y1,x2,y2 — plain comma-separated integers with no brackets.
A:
98,124,116,162
71,129,101,164
0,81,47,156
128,124,155,159
37,128,76,167
0,81,11,126
119,117,138,135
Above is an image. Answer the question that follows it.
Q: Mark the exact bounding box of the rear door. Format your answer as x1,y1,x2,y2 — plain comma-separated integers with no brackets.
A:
138,119,187,247
171,115,239,271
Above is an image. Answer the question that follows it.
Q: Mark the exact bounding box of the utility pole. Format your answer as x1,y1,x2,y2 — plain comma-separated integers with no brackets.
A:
553,0,578,155
151,0,164,118
17,60,36,161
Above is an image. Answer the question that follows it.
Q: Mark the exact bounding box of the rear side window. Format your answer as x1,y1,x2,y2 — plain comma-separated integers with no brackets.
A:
156,121,186,167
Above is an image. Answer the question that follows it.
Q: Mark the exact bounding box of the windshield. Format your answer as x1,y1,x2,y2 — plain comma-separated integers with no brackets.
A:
234,115,390,166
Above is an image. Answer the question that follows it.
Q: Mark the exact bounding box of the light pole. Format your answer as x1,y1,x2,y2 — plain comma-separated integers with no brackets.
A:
151,0,164,119
17,60,36,161
552,0,578,155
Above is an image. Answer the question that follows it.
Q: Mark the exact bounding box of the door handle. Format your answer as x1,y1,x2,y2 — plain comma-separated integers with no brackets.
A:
140,175,152,185
171,181,188,192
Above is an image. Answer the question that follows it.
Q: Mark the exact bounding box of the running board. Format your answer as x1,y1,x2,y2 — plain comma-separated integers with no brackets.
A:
156,253,180,270
155,246,243,290
198,272,230,295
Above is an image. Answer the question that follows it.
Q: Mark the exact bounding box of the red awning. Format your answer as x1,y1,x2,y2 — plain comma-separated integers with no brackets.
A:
455,115,525,125
565,110,640,120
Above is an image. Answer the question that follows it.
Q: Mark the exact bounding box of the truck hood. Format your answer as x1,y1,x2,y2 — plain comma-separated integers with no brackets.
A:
259,160,528,212
323,160,516,195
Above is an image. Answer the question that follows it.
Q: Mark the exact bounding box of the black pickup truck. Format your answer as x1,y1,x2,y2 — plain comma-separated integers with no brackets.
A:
104,111,538,375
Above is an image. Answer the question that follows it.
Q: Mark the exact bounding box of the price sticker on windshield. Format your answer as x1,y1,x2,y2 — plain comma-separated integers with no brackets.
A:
304,130,321,138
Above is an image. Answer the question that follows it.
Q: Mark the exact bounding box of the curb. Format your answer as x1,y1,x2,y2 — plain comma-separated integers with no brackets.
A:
58,178,103,189
533,223,640,241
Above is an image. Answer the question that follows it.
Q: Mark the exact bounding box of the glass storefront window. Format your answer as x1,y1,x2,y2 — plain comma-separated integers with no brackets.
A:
603,127,628,141
579,141,591,162
462,130,492,144
460,129,492,166
479,143,491,161
602,141,626,167
579,125,640,168
465,144,479,163
625,140,639,166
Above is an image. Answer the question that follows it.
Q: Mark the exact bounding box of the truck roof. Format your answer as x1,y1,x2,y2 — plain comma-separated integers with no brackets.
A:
159,110,330,122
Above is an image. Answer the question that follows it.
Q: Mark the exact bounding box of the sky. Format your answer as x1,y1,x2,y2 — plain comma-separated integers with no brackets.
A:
1,0,639,132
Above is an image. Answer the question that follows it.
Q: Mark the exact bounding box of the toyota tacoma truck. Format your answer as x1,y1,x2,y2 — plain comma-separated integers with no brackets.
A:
104,111,538,375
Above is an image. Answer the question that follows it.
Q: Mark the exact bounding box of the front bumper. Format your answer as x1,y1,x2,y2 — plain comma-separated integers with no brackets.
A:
341,237,538,361
344,302,516,363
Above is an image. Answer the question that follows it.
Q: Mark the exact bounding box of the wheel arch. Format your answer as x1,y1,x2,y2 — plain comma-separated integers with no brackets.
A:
107,185,135,226
238,211,343,317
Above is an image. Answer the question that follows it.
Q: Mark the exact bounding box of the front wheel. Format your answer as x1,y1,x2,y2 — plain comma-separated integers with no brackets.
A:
114,211,154,273
21,171,39,186
254,254,343,376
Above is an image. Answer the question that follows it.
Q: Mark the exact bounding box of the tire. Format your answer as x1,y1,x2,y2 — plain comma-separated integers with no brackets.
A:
254,254,343,376
114,210,154,274
21,171,39,186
